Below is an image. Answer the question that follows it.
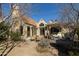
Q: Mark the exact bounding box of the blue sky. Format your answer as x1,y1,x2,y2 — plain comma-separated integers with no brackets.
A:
30,4,63,22
2,4,10,16
2,3,64,22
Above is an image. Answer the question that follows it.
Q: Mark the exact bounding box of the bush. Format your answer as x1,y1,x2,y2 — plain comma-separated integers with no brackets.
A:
10,31,22,41
0,21,22,42
68,50,79,56
0,21,10,41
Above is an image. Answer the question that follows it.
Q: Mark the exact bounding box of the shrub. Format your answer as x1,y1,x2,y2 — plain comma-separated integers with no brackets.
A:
0,21,10,41
68,50,79,56
10,31,22,41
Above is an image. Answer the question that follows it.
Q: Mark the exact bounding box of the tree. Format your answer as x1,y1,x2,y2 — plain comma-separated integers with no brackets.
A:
0,4,21,56
60,4,79,27
19,3,31,16
0,3,32,56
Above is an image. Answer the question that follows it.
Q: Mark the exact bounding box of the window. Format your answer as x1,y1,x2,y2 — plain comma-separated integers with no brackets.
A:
50,27,61,34
40,23,44,26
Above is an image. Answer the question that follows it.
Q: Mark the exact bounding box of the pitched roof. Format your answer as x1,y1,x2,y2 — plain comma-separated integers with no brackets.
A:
38,18,47,24
11,4,37,28
21,16,37,28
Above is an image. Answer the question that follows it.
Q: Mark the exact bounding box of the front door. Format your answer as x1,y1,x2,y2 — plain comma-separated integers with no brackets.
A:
40,28,45,35
27,26,30,37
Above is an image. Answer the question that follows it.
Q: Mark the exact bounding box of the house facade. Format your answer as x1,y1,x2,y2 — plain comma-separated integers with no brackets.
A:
11,4,70,41
11,4,37,40
21,16,37,40
37,18,47,37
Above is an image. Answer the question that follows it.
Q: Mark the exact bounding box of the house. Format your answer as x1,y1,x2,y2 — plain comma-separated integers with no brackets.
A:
11,4,70,41
21,16,37,40
46,21,70,39
11,4,21,32
37,18,47,38
11,4,37,40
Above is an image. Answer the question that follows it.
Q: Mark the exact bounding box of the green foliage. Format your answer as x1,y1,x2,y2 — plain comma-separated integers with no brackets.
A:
0,21,10,41
68,50,79,56
10,31,22,41
0,21,22,41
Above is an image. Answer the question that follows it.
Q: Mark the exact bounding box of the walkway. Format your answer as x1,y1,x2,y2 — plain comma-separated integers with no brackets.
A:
8,41,58,56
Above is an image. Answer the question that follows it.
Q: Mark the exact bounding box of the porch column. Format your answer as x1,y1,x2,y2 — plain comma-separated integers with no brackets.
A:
25,26,27,37
23,25,27,40
37,28,40,36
